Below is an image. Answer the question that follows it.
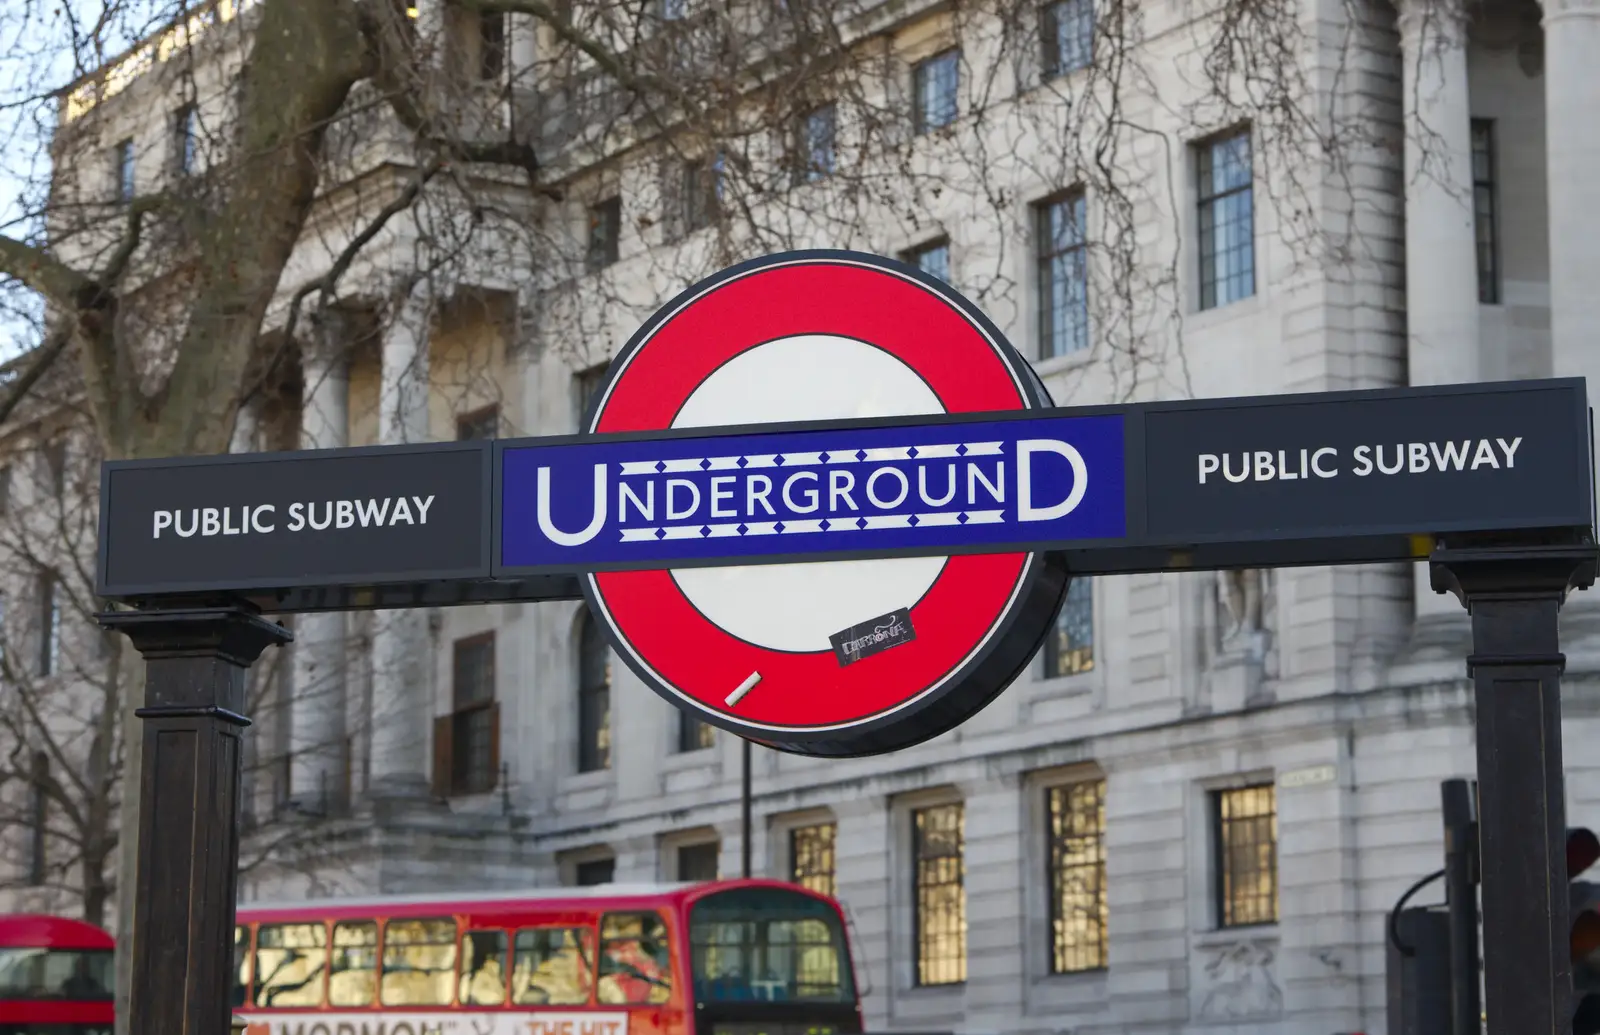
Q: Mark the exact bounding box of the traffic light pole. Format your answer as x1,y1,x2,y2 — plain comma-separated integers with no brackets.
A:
1433,542,1598,1035
1441,778,1480,1035
99,606,291,1035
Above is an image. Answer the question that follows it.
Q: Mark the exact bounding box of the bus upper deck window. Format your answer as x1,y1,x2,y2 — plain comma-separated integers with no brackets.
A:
381,918,458,1006
512,927,593,1005
598,912,672,1006
460,930,509,1005
231,926,250,1008
329,921,378,1007
253,923,327,1008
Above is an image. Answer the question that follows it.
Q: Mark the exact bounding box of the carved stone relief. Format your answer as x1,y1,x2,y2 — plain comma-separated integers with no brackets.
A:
1196,939,1284,1022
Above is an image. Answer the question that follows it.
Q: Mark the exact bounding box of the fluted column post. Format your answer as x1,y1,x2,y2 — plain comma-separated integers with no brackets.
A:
369,284,436,800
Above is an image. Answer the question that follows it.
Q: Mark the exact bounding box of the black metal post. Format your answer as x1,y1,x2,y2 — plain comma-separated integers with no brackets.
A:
741,737,753,879
1440,778,1480,1035
1432,542,1597,1035
98,606,291,1035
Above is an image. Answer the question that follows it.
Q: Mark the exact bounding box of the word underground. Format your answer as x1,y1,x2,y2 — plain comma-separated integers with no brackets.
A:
151,496,438,539
1196,438,1523,484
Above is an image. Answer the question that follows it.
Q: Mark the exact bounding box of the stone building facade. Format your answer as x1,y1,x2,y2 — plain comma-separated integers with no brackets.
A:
14,0,1600,1032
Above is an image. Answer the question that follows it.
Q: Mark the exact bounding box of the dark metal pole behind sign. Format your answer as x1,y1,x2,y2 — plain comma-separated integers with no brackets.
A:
742,737,753,879
1432,542,1598,1035
1440,778,1480,1035
98,607,291,1035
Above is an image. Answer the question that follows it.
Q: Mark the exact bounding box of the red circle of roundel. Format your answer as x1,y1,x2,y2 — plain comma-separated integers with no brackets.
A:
581,251,1069,758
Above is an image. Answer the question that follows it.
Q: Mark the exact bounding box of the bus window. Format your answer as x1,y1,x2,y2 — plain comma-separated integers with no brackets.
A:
0,946,113,1000
511,927,593,1005
329,921,378,1007
688,888,854,1004
598,913,671,1006
380,918,457,1005
459,930,508,1005
231,926,250,1007
253,923,327,1007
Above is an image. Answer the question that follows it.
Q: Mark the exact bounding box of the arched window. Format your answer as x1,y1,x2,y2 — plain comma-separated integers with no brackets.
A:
578,612,612,772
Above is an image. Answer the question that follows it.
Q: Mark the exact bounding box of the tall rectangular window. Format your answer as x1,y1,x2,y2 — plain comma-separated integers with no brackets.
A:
578,611,612,773
912,802,966,986
456,405,500,441
1036,192,1089,358
574,363,610,430
1041,0,1094,78
114,139,135,203
36,574,58,678
1047,780,1107,972
27,751,48,886
173,105,197,175
679,156,723,234
902,239,950,284
587,197,622,272
479,11,507,80
912,49,960,133
790,822,838,897
796,105,837,183
1471,119,1500,305
1214,784,1278,927
441,633,498,796
1196,129,1255,310
678,842,720,881
676,708,714,753
39,439,65,497
1044,576,1094,677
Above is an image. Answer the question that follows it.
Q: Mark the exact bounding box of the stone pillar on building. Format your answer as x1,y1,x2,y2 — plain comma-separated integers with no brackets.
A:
291,314,352,813
1541,0,1600,649
369,284,436,801
1396,0,1482,635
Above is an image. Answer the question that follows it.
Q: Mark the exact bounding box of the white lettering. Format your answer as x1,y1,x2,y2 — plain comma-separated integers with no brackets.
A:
202,507,221,536
287,502,305,531
1017,439,1089,522
866,467,910,509
252,505,275,534
1312,447,1338,478
153,510,172,539
1497,436,1523,468
1376,445,1404,475
620,481,654,522
538,465,607,546
747,474,775,516
335,499,354,528
389,497,415,524
1198,453,1220,484
1223,453,1249,483
307,502,332,530
918,464,957,506
710,476,736,518
1253,451,1275,481
1277,450,1298,480
1408,442,1430,473
830,470,858,511
223,506,242,534
967,461,1005,505
1472,439,1500,469
1430,440,1471,471
1352,445,1373,476
354,498,391,527
413,495,436,523
783,471,820,513
666,478,700,520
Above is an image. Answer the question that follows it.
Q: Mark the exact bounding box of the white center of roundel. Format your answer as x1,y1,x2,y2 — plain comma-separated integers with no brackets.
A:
670,334,949,653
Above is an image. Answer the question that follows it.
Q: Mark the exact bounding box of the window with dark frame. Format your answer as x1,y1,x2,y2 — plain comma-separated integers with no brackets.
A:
456,405,500,441
1213,784,1279,928
578,611,612,773
174,104,197,175
27,750,48,886
41,439,66,496
1196,129,1255,311
435,633,498,797
574,362,610,430
912,802,966,986
1047,780,1107,972
479,11,507,81
902,239,950,284
1041,0,1094,79
912,49,960,133
679,156,723,235
114,139,135,203
1044,576,1094,677
676,708,715,753
677,841,720,881
789,822,838,897
587,197,622,272
36,573,58,678
1471,119,1500,305
1036,192,1089,358
576,857,616,885
795,105,837,183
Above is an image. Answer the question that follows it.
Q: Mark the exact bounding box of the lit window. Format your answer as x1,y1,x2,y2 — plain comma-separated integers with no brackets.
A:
1036,193,1089,358
328,920,377,1007
912,49,960,133
1047,780,1107,972
253,924,327,1007
912,803,965,985
1044,577,1094,677
380,918,458,1005
598,913,672,1004
790,823,838,898
1041,0,1093,78
902,239,950,284
587,197,622,271
578,611,612,773
459,929,508,1005
1196,129,1255,310
514,927,595,1004
1214,784,1278,927
1471,119,1500,305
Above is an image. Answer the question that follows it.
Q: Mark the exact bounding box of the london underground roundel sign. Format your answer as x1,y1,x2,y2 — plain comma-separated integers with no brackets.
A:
581,251,1070,757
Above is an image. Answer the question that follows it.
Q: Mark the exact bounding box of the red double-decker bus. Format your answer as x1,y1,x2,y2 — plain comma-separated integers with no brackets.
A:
0,914,114,1035
232,878,862,1035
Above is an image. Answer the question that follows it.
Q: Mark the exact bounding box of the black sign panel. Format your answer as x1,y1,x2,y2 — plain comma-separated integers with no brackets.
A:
97,442,490,600
1141,380,1593,543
